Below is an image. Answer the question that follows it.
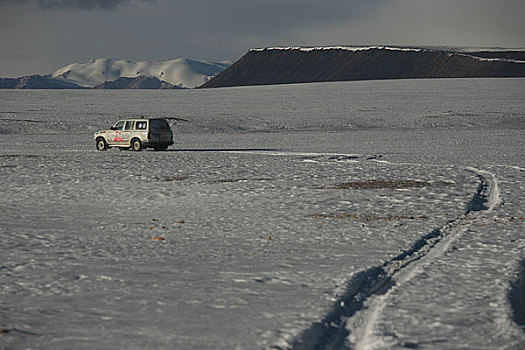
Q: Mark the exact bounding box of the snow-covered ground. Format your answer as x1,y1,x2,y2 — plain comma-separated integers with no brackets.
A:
0,78,524,349
250,46,525,64
250,46,423,52
51,58,231,88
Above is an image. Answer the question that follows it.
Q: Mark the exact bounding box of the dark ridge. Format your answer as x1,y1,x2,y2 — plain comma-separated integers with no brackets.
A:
0,77,19,88
509,259,525,330
0,75,84,89
94,76,181,89
201,47,525,88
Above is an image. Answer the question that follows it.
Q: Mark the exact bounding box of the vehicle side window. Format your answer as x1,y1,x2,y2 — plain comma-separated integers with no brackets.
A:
125,121,134,130
113,121,125,130
136,121,147,130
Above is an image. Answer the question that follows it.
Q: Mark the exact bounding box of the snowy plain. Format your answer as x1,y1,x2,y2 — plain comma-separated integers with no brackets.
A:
0,78,524,349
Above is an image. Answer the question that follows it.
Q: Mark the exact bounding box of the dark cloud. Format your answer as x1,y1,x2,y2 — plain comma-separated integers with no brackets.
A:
0,0,384,17
37,0,131,10
175,0,386,35
0,0,156,10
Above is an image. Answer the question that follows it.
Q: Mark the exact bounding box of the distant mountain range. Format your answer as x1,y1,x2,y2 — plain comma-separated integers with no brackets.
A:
52,58,231,88
201,46,525,88
0,58,231,89
0,75,85,89
93,76,181,89
2,47,525,89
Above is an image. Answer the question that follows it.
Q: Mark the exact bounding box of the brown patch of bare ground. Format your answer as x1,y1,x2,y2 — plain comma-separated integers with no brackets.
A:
317,180,453,190
308,213,430,222
320,180,436,190
154,176,190,182
215,178,272,183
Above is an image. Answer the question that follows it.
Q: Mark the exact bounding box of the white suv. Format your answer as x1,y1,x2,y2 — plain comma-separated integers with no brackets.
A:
94,118,174,151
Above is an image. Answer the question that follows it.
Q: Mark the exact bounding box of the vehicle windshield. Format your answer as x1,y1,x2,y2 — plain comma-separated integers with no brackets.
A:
113,121,125,130
149,119,170,131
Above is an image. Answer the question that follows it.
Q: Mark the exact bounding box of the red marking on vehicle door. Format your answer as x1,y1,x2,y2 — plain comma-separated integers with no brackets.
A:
114,131,123,142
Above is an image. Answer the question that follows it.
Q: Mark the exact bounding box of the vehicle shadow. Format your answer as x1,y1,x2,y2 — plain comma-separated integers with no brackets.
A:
165,148,279,152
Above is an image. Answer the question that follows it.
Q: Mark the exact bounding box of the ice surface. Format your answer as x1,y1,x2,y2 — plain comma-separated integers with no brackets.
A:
1,78,524,349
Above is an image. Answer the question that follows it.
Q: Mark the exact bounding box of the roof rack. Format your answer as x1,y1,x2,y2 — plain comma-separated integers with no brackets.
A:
123,116,189,122
164,117,190,122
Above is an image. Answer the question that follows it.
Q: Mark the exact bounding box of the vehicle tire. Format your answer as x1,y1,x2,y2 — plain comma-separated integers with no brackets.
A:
131,138,143,152
96,138,107,151
153,145,169,151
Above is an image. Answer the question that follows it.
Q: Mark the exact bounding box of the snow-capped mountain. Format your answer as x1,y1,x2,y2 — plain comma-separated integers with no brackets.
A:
52,58,231,88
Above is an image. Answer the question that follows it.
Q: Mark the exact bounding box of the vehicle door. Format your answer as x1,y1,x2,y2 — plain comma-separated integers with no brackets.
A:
122,120,135,145
149,119,172,142
108,120,125,145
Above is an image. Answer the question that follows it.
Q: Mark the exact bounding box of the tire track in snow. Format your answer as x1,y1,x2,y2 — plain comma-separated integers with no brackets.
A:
465,167,500,211
282,168,500,350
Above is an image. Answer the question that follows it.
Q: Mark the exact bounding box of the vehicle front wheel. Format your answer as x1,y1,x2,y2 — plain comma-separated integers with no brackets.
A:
96,138,107,151
131,139,143,152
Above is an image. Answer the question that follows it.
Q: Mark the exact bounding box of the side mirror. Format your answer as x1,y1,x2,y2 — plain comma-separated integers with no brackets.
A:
110,126,116,130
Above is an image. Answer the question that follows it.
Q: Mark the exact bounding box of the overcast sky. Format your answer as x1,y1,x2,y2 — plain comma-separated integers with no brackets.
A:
1,0,524,77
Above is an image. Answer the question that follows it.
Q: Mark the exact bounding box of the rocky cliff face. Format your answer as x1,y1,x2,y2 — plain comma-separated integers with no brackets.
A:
201,47,525,88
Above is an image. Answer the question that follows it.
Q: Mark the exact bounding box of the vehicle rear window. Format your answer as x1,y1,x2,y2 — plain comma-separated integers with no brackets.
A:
136,121,147,130
150,119,170,131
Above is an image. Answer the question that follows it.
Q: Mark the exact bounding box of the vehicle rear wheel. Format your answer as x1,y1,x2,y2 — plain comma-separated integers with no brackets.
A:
131,138,143,152
96,138,107,151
